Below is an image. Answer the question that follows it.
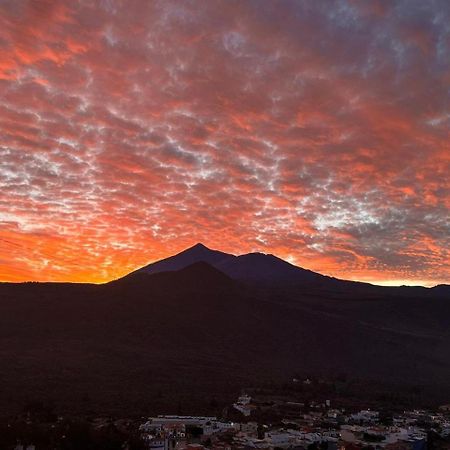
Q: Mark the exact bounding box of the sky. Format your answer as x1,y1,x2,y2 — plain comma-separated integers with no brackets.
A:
0,0,449,286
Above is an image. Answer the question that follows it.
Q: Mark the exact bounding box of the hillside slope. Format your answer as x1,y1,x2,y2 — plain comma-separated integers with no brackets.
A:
0,261,449,414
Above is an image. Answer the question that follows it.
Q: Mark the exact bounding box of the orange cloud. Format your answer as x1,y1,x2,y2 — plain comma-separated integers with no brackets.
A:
0,0,448,286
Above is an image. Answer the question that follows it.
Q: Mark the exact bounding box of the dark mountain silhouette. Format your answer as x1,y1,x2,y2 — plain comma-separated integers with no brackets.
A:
135,243,331,285
216,252,325,284
0,244,449,415
431,284,450,296
133,243,235,276
133,244,447,295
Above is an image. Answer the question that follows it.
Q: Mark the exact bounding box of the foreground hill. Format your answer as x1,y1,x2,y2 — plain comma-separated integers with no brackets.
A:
0,245,449,415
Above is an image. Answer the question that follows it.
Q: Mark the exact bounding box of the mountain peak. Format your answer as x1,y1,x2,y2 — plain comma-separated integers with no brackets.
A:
190,242,209,249
136,243,235,276
184,242,212,253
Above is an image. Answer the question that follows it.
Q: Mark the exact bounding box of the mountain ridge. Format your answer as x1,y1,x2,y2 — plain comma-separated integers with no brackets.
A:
128,243,447,292
132,242,342,286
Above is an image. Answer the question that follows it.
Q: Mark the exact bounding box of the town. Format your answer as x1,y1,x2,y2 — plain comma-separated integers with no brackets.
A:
4,390,450,450
135,395,450,450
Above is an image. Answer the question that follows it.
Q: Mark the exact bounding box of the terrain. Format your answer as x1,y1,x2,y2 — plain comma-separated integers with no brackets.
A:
0,244,449,415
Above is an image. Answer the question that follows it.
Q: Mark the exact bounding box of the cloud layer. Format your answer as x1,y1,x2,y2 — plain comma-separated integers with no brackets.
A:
0,0,449,285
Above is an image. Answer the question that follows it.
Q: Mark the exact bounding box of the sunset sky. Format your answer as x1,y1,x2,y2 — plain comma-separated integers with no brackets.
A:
0,0,449,286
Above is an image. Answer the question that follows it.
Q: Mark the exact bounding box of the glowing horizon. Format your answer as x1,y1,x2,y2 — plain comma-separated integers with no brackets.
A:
0,241,445,289
0,1,449,286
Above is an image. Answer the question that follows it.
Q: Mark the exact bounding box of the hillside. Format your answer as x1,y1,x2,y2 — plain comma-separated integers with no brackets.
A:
0,246,449,415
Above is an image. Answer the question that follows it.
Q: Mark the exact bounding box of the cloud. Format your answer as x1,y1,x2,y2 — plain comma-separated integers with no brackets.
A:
0,0,448,285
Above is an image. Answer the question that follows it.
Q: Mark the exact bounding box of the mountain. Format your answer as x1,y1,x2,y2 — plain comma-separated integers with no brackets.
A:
432,284,450,296
135,243,330,286
216,252,325,284
0,245,449,416
133,243,235,276
132,244,446,295
109,242,448,317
